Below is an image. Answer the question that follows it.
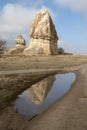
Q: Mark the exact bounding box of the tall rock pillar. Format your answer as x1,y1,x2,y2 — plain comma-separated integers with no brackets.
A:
24,9,59,55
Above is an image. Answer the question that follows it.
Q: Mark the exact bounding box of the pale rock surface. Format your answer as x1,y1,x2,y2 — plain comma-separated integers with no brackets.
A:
15,34,26,47
5,35,26,55
24,9,59,55
6,46,26,55
29,76,55,104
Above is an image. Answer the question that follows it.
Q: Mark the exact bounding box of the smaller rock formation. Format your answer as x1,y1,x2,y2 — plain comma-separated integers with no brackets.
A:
24,9,59,56
6,35,26,55
15,34,26,47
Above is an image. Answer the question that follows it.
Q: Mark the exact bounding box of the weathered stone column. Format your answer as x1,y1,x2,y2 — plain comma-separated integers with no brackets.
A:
15,34,26,47
24,9,59,56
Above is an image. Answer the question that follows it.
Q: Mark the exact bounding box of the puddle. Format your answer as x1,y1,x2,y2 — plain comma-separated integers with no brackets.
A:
14,73,76,119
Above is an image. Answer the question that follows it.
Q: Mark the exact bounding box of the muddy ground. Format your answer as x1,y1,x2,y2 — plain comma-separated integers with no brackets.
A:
0,55,87,130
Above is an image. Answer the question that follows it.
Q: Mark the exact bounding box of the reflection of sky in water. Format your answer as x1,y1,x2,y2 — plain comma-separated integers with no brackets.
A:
14,73,76,119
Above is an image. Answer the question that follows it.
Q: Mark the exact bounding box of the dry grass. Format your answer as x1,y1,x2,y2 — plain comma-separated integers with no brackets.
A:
0,54,87,111
0,54,87,130
0,54,87,70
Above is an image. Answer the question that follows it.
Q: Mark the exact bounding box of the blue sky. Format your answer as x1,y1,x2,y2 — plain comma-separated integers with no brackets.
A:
0,0,87,54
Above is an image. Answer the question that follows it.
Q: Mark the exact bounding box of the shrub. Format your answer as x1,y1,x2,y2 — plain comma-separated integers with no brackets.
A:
58,47,64,54
0,39,6,55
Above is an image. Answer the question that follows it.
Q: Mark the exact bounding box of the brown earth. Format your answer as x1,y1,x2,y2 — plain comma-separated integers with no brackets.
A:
0,55,87,130
27,65,87,130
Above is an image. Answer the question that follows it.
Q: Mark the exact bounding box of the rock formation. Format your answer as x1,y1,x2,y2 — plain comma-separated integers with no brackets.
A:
15,34,26,47
29,75,55,104
24,9,59,55
6,47,25,55
5,34,26,55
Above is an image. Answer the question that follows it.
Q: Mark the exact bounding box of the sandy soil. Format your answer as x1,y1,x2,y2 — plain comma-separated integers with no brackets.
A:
0,63,87,130
26,66,87,130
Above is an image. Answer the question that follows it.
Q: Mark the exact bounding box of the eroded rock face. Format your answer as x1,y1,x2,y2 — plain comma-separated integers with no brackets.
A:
15,34,26,47
5,35,26,55
30,9,58,41
24,9,59,55
5,46,25,55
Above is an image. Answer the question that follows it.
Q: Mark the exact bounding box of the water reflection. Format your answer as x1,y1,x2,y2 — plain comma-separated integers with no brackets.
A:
14,73,76,119
29,76,55,104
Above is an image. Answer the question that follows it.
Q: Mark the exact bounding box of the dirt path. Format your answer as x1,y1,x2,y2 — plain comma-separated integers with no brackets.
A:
0,64,86,75
26,66,87,130
0,65,87,130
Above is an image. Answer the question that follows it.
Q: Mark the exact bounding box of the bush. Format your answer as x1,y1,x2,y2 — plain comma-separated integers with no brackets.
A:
58,47,64,54
0,39,6,55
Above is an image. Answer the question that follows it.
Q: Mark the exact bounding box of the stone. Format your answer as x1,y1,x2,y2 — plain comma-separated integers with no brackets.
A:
6,46,26,55
5,35,26,55
24,9,59,55
15,34,26,47
5,34,26,55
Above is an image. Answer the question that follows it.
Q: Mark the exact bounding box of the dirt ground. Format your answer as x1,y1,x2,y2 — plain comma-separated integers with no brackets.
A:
26,65,87,130
0,54,87,130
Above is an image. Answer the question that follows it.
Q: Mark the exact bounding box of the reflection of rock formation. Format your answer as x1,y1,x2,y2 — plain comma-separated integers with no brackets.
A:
29,75,55,104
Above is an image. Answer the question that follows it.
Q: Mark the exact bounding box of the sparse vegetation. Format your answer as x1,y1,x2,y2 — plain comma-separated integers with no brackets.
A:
0,55,87,70
0,54,87,129
58,47,64,54
0,39,6,55
0,54,87,110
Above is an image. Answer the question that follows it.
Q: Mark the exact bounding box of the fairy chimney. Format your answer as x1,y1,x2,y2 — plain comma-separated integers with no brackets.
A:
24,9,59,55
15,34,26,47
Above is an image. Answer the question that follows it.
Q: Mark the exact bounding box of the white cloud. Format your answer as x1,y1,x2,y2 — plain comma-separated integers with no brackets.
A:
0,3,57,46
55,0,87,12
0,3,37,44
